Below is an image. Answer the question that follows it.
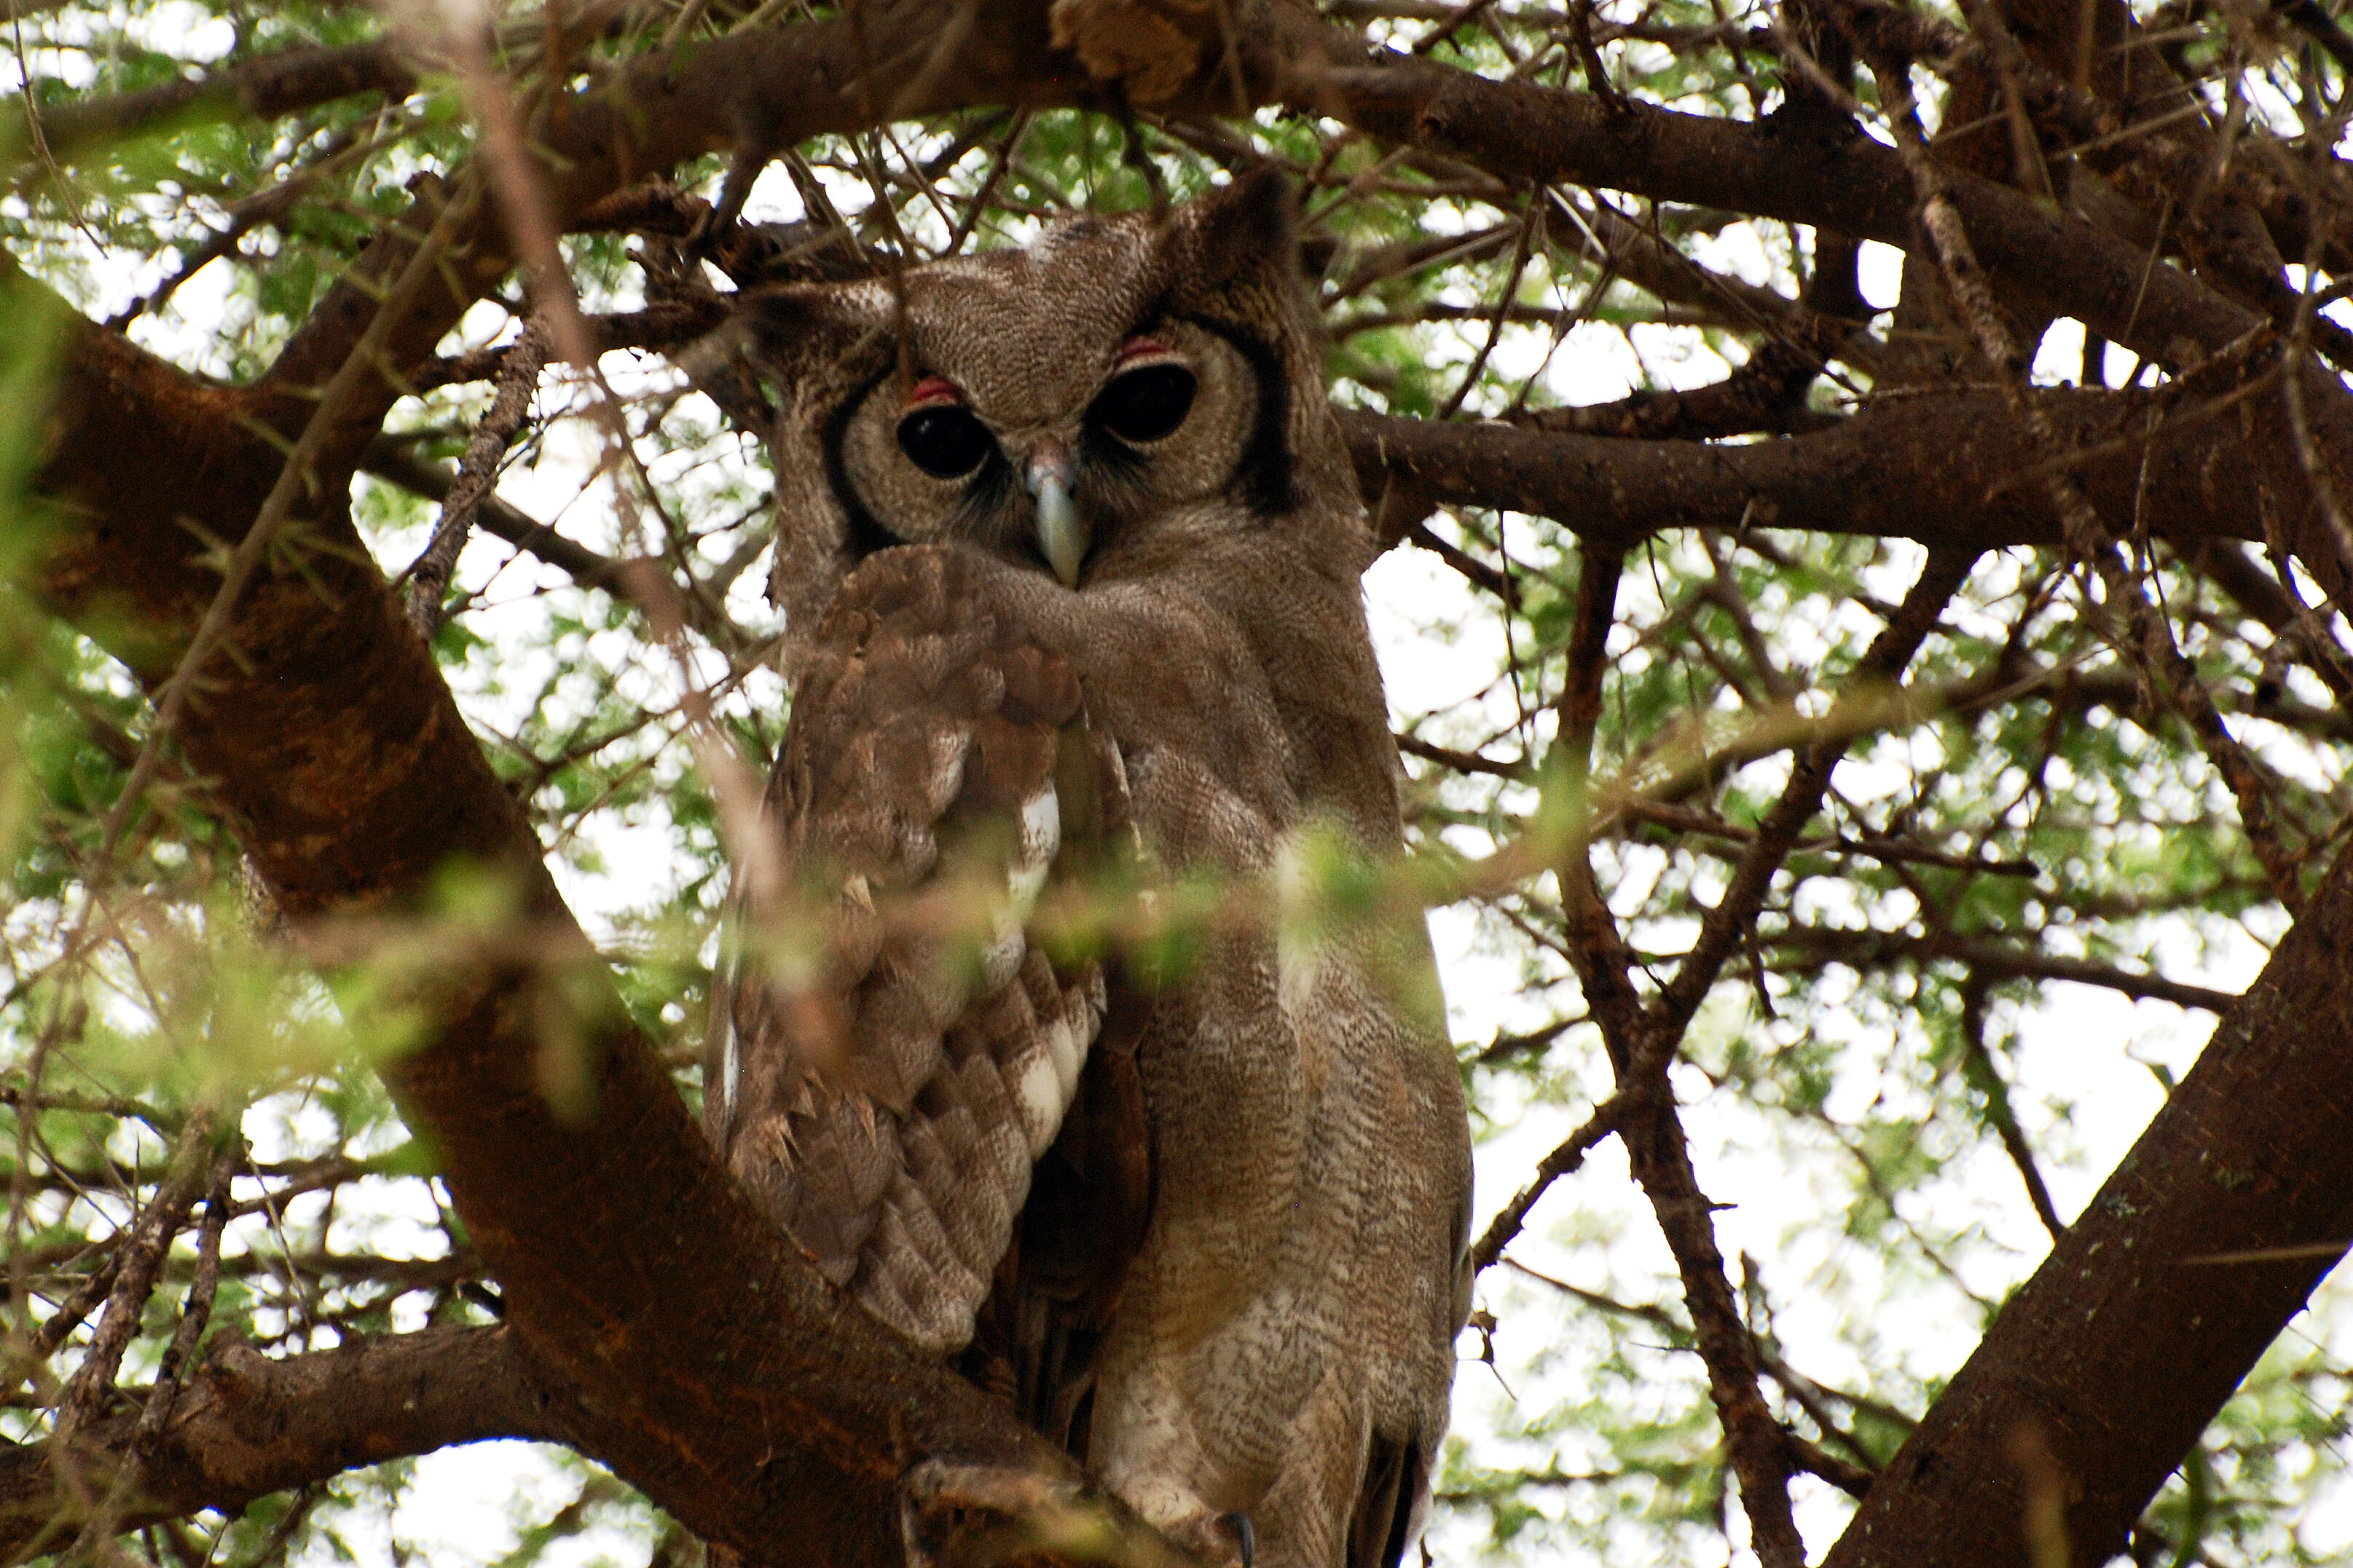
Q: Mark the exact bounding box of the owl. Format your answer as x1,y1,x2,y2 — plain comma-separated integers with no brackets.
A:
704,171,1474,1568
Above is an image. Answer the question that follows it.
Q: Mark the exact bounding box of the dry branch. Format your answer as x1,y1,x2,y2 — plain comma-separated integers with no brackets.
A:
1822,838,2353,1567
0,1328,564,1554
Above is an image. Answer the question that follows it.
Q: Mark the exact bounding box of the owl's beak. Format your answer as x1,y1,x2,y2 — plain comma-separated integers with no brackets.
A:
1024,444,1088,588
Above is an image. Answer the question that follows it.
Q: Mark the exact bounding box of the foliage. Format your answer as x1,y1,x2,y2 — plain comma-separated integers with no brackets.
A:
3,0,2352,1563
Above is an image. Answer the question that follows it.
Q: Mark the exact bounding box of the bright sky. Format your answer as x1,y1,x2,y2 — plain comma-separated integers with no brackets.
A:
12,50,2348,1556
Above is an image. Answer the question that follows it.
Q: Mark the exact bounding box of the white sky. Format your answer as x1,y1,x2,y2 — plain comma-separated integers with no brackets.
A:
9,28,2349,1557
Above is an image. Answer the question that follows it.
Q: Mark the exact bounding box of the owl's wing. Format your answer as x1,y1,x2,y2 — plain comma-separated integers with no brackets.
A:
710,546,1138,1354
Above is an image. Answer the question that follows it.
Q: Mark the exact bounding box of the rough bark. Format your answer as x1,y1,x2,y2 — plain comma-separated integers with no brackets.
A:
0,1328,563,1555
1340,382,2331,557
1824,841,2353,1568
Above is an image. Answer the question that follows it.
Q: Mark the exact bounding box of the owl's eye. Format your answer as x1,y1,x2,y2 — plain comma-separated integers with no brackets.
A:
897,405,996,478
1091,364,1197,444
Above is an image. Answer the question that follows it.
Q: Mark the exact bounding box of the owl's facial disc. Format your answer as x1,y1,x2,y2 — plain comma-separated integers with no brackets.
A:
831,315,1258,589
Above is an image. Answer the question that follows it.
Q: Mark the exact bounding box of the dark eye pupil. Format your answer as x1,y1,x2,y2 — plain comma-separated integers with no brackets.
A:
1091,364,1197,444
896,405,995,478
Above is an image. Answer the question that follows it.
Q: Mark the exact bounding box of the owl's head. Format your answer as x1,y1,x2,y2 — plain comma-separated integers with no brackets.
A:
740,170,1362,641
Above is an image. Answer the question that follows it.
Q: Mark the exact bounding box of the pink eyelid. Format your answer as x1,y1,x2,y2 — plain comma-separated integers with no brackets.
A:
1117,336,1172,363
903,374,960,409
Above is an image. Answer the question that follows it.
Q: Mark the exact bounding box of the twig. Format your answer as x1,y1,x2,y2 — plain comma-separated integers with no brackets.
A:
1470,1092,1626,1272
1960,975,2066,1243
1767,924,2240,1012
1397,732,1534,781
1435,211,1537,421
1406,519,1520,606
1474,1015,1583,1064
130,1139,238,1463
1643,548,1974,1054
53,1106,221,1446
403,319,551,636
946,110,1030,253
1862,44,2311,914
1566,0,1631,115
68,1136,241,1556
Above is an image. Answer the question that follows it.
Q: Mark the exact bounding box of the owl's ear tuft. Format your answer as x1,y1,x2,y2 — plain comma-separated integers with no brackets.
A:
737,283,888,369
1168,167,1298,293
736,281,895,640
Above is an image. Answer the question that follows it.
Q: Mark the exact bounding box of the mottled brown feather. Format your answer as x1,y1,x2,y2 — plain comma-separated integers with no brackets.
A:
712,548,1124,1352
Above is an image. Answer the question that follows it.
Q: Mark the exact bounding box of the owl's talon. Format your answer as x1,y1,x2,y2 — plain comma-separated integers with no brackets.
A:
898,1457,1080,1567
902,1459,1241,1567
1218,1511,1256,1568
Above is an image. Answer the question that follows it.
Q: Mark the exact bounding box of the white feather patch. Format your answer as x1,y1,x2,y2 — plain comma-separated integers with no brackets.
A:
978,927,1026,993
1045,1013,1084,1098
923,729,971,815
718,1017,739,1132
1005,856,1052,915
1009,786,1059,899
1015,1049,1065,1157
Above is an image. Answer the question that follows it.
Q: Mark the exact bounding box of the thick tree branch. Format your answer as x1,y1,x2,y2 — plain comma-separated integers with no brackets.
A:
0,1328,561,1556
1822,839,2353,1567
10,239,1170,1568
1340,382,2338,563
2,42,417,172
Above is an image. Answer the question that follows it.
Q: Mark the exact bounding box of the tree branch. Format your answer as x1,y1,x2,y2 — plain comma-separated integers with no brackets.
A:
217,0,2353,598
1306,43,2252,367
1767,926,2240,1013
2,42,416,172
1821,839,2353,1567
0,1328,564,1556
361,439,625,591
10,238,1175,1568
1339,384,2334,563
